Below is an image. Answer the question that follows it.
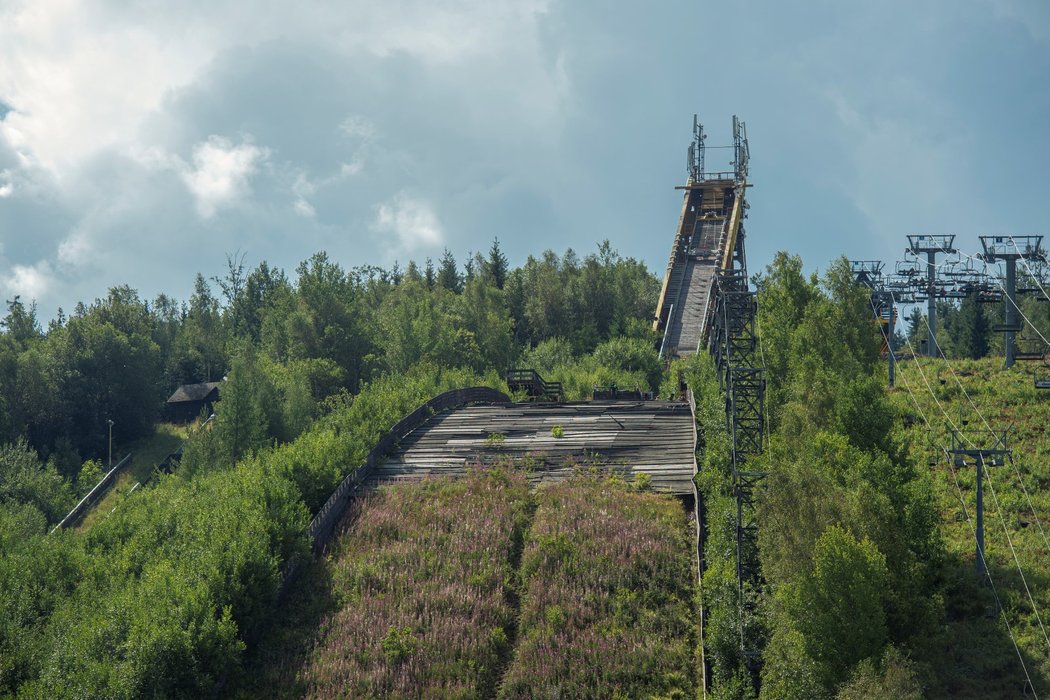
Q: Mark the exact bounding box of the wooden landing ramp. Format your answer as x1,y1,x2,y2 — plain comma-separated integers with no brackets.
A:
372,401,697,495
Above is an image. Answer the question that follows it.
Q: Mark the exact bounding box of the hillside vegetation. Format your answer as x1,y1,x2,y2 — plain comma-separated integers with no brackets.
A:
694,254,937,699
0,241,667,697
304,468,531,698
893,356,1050,697
693,253,1049,699
500,475,696,698
3,239,1046,698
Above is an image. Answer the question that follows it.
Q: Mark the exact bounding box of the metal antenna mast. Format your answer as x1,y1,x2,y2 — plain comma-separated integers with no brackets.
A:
687,115,706,183
732,116,749,180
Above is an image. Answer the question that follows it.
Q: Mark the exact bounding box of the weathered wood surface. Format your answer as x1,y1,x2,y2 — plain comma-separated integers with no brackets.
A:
665,214,724,357
372,401,696,495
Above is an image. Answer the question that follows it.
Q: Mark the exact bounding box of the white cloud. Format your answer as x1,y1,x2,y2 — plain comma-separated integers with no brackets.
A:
0,162,48,200
293,199,317,218
292,171,317,217
340,114,377,140
290,160,365,218
2,261,53,300
0,0,555,184
340,158,364,177
57,227,93,268
180,136,269,218
0,0,213,175
0,0,567,320
373,192,444,252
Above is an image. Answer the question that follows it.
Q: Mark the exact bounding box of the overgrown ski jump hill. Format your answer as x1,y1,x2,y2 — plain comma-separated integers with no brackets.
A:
244,469,700,699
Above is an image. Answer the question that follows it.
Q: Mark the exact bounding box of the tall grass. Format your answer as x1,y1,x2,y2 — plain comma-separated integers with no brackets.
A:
302,468,531,698
498,474,696,699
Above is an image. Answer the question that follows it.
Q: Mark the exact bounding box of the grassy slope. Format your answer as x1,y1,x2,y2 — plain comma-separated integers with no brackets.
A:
892,357,1050,698
75,423,187,531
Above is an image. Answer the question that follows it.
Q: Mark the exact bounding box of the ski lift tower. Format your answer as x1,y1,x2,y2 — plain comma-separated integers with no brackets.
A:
906,235,956,358
979,235,1046,368
949,428,1011,577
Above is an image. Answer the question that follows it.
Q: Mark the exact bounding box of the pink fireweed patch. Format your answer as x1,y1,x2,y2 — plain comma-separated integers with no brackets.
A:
303,468,530,699
498,475,696,698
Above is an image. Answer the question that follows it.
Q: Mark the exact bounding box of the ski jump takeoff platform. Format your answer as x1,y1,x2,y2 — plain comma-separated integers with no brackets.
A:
371,400,697,495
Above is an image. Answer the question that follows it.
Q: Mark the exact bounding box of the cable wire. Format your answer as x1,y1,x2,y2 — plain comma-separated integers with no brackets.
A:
916,313,1050,651
940,244,1050,348
929,244,1050,556
1010,236,1050,311
919,307,1050,555
888,292,1039,694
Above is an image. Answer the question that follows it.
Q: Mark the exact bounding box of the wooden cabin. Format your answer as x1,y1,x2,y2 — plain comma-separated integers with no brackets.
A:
165,381,221,423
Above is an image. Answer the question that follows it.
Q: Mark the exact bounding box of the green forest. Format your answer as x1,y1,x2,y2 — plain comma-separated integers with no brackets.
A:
1,241,1046,698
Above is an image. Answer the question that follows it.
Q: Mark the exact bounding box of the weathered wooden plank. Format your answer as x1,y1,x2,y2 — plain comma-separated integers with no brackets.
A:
371,400,697,494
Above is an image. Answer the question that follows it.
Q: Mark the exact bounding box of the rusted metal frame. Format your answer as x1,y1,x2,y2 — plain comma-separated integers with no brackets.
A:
709,264,767,678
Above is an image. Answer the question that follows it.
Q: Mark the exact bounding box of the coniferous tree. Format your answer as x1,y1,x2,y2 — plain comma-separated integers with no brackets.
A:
2,297,41,348
487,238,509,290
424,258,436,290
404,261,422,284
389,260,404,285
437,248,462,293
214,345,275,463
463,253,476,283
956,292,990,359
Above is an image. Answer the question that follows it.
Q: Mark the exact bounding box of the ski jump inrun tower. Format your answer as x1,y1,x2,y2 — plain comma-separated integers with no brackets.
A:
655,115,767,681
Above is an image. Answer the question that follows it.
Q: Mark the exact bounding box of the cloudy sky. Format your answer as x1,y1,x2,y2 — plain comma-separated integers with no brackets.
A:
2,0,1048,319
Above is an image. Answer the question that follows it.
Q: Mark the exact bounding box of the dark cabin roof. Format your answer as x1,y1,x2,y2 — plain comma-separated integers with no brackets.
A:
166,381,222,404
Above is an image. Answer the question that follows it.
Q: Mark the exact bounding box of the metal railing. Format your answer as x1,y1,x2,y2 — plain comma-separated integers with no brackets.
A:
659,303,675,358
305,386,510,554
50,453,133,533
692,170,739,182
505,369,562,402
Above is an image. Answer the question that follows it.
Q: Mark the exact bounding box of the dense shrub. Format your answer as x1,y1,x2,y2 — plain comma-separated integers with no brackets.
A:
0,439,75,525
0,361,498,697
259,364,501,514
520,336,662,400
22,462,309,698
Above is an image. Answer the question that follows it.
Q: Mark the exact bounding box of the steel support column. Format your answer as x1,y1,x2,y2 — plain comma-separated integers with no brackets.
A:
927,251,938,357
1005,258,1016,368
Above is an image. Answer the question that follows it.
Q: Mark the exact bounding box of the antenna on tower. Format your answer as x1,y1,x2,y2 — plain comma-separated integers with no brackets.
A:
687,114,706,182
